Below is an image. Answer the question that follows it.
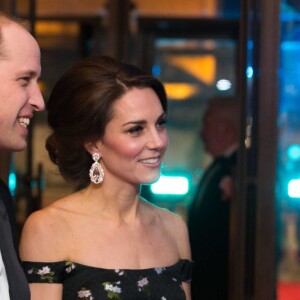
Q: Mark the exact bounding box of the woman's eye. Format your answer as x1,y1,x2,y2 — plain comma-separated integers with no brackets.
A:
157,118,167,128
128,126,143,134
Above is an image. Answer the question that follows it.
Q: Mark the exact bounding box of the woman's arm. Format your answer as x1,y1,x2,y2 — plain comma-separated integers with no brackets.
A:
20,209,65,300
182,282,192,300
169,213,192,300
29,284,63,300
178,220,192,300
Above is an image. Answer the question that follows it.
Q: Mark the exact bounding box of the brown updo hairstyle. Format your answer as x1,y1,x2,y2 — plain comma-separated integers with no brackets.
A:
46,55,167,189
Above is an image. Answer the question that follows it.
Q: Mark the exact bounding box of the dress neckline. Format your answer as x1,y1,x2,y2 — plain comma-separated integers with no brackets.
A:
22,258,192,272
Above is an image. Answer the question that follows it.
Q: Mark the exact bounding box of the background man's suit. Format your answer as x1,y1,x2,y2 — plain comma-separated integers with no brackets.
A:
0,179,30,300
188,151,237,300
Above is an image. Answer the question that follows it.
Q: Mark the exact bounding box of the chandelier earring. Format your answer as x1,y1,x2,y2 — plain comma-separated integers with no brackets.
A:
89,153,104,184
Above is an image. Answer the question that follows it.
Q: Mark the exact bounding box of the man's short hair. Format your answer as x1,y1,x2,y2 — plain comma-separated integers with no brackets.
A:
0,12,27,59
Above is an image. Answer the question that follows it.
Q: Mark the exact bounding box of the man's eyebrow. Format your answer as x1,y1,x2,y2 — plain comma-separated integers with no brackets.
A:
17,70,40,78
28,70,40,78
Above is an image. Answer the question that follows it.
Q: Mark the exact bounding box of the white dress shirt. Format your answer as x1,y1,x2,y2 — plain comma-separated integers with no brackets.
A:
0,250,10,300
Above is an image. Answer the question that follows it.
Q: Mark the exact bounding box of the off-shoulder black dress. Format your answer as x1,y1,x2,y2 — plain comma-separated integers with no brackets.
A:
23,259,192,300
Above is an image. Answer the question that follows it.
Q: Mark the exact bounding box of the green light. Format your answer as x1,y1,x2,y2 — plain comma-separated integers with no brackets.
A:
288,179,300,198
8,171,17,196
150,175,189,195
287,144,300,161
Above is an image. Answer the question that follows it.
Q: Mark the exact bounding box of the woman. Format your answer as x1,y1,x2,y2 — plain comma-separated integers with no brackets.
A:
20,56,192,300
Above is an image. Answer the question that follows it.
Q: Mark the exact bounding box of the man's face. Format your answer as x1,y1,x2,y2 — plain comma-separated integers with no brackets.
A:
200,110,225,157
0,22,44,151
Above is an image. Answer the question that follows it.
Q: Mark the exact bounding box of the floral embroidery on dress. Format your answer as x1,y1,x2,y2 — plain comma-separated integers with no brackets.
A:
27,266,55,283
102,281,122,299
23,259,193,299
115,269,124,276
65,261,76,273
77,288,94,299
154,267,166,274
137,277,150,298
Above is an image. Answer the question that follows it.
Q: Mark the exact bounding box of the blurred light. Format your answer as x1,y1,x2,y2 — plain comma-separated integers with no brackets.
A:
167,55,216,85
288,179,300,198
286,161,295,172
281,41,300,51
8,172,17,196
216,79,231,91
246,66,254,78
287,144,300,161
152,64,161,76
247,40,253,50
151,175,189,195
38,80,47,94
163,82,199,100
36,21,79,36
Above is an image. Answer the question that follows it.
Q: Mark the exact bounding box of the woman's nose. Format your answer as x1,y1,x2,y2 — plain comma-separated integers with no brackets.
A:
147,129,168,150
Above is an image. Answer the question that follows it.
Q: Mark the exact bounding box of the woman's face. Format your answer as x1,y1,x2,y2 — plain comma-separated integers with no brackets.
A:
97,87,168,186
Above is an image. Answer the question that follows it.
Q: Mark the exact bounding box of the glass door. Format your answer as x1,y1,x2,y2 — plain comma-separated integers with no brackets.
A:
277,1,300,299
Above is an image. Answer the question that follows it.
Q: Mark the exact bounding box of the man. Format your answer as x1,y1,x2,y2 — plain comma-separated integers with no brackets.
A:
188,96,239,300
0,13,44,299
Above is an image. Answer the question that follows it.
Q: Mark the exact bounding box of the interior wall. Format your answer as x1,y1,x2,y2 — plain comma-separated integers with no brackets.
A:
16,0,219,17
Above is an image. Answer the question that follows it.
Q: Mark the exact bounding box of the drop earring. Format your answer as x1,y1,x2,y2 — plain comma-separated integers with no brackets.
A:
89,153,104,184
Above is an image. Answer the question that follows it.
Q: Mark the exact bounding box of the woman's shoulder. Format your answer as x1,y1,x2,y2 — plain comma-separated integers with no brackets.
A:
150,202,186,225
23,195,73,228
142,199,188,235
20,195,76,262
144,202,191,259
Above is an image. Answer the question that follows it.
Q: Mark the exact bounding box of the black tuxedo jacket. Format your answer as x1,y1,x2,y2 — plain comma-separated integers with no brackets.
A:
0,179,30,300
188,151,237,300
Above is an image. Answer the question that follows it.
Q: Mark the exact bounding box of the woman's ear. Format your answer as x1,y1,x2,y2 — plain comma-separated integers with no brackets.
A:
84,140,102,156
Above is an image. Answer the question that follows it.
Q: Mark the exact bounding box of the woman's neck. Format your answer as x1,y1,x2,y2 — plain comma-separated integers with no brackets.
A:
81,181,142,225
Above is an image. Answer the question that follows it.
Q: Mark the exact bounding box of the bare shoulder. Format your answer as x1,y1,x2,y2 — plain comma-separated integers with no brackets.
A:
144,201,191,259
165,210,191,260
142,200,186,228
153,204,187,231
21,204,64,239
20,196,72,262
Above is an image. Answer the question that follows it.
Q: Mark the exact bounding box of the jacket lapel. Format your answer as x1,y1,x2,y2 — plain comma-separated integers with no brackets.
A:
0,198,30,300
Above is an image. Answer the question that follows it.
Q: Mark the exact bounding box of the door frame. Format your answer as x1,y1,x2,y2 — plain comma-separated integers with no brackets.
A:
230,0,280,299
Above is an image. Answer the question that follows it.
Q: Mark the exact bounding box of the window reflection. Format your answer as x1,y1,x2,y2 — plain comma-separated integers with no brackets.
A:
277,1,300,298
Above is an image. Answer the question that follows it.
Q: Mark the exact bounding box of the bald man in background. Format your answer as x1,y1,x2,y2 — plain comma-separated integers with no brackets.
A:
188,96,239,300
